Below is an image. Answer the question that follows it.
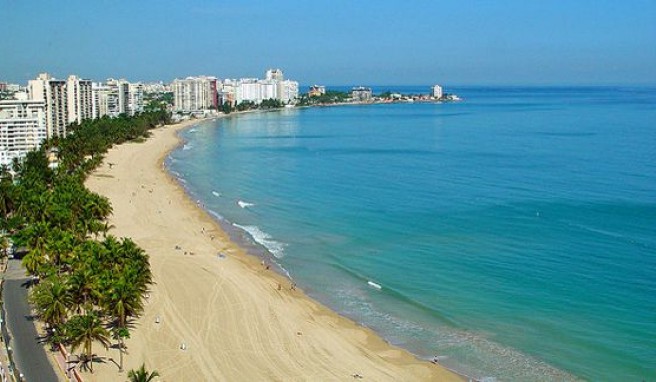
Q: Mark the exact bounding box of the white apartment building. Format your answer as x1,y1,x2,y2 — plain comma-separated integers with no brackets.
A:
225,73,299,105
172,76,219,112
106,79,130,117
265,68,284,81
129,83,144,115
279,80,299,103
233,79,260,104
28,73,68,138
0,98,47,167
351,86,373,102
432,85,443,99
92,82,111,119
66,75,93,124
143,82,169,94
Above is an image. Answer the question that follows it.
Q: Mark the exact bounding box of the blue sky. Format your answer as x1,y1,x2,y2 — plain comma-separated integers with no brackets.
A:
1,0,655,85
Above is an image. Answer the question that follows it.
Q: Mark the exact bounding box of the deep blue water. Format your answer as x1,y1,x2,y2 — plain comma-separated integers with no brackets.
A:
168,87,656,381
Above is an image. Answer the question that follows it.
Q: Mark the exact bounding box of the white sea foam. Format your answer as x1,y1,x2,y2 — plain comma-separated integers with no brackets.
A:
233,224,285,258
188,128,197,133
367,281,382,290
237,200,255,209
183,144,192,151
212,191,221,197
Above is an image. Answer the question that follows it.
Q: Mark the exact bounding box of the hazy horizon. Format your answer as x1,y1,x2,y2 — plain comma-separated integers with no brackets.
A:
2,1,655,86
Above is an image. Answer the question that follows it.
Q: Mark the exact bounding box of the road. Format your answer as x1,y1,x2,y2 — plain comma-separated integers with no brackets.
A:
2,259,59,382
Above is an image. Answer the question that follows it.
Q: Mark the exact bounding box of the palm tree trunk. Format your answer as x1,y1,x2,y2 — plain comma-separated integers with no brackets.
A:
87,341,93,373
119,337,124,372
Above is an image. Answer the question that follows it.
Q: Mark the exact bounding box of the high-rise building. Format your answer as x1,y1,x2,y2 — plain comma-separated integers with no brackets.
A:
432,85,443,99
265,68,284,81
129,82,144,115
0,98,47,167
92,82,111,119
106,79,130,117
172,76,219,112
279,80,299,103
66,75,93,124
28,73,68,138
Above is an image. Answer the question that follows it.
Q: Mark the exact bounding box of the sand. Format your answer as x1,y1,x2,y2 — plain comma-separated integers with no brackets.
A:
84,116,463,381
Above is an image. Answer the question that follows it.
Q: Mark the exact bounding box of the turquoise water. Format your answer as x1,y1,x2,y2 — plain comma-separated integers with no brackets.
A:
168,87,656,381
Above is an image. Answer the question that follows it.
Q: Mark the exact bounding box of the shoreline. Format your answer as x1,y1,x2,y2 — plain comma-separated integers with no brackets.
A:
84,114,465,381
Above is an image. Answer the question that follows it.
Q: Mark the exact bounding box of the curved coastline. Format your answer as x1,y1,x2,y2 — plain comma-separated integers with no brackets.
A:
85,114,465,381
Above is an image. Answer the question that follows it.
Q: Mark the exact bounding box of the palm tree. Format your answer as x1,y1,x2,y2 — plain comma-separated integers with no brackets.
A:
30,277,72,329
68,268,101,314
22,248,47,278
103,277,144,371
45,228,77,273
0,235,10,259
127,364,159,382
66,313,111,373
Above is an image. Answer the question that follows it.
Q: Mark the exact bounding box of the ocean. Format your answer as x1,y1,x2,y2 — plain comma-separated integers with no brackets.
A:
167,87,656,381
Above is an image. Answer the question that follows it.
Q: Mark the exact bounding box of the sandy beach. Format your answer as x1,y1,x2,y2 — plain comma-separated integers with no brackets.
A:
84,116,463,381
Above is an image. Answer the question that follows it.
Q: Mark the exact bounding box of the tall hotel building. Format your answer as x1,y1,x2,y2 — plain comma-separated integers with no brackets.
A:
92,82,111,119
28,73,68,138
66,75,93,124
432,85,443,99
106,79,130,116
222,69,299,105
129,82,144,115
0,96,47,167
172,76,219,112
27,73,93,137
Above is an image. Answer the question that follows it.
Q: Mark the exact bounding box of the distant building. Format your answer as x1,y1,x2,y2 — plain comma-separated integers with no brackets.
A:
0,99,47,166
129,82,144,115
265,68,284,81
106,79,130,117
308,85,326,97
172,76,219,112
143,82,169,94
92,82,111,119
279,80,299,103
66,75,93,124
351,86,372,102
28,73,68,138
432,85,443,99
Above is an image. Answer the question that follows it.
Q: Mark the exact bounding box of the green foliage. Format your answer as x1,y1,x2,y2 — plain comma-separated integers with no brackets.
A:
127,364,160,382
8,111,163,375
260,98,284,109
30,276,72,328
65,313,111,373
298,90,350,106
222,101,233,114
378,90,392,99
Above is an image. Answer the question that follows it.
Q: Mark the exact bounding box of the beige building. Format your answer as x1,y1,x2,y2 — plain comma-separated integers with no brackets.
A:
92,82,111,119
28,73,68,138
106,79,130,117
129,82,144,115
66,75,93,125
0,99,47,167
172,76,218,112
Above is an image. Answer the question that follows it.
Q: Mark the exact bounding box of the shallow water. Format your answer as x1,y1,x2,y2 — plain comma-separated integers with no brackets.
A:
168,87,656,381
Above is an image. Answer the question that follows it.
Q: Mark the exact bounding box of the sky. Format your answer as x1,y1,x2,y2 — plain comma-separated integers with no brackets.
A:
1,0,655,86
